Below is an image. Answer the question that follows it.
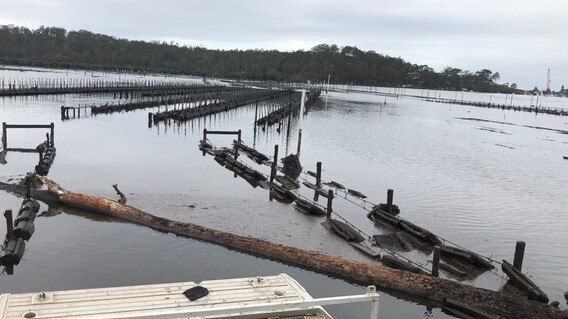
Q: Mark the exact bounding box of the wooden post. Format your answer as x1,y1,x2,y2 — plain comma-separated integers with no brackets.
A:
387,189,394,210
60,106,66,120
2,122,6,150
4,209,13,239
432,246,441,277
50,122,54,146
297,129,302,157
314,162,322,201
254,102,259,124
203,128,207,142
148,113,153,127
326,189,334,219
272,144,279,165
270,165,276,184
513,241,526,271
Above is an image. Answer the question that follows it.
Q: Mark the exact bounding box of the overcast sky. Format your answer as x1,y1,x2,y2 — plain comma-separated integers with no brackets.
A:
1,0,566,90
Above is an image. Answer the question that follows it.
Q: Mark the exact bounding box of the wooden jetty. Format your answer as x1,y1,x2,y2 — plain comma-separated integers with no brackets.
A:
1,176,565,319
0,274,380,319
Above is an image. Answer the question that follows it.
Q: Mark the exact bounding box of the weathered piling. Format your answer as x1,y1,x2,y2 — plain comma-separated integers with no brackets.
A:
513,241,526,271
4,209,13,239
314,162,322,201
432,246,441,277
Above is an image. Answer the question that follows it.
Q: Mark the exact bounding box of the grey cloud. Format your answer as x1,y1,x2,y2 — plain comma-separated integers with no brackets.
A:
0,0,566,89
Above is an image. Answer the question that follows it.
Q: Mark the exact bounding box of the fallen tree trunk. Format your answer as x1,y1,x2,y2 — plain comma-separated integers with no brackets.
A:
1,176,566,319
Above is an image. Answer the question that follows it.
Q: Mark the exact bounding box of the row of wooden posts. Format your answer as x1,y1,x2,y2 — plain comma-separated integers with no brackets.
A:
2,122,54,152
201,132,550,305
0,79,213,97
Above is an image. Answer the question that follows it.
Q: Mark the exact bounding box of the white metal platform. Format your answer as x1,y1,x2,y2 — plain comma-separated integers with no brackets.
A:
0,274,379,319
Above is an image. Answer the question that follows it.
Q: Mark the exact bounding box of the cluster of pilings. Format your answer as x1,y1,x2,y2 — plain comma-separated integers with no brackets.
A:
0,79,213,97
256,88,321,127
255,93,302,126
1,197,40,273
91,87,237,115
151,89,293,124
199,133,558,309
427,98,568,116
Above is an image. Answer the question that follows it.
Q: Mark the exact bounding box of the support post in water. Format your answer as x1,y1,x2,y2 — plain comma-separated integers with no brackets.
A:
314,162,322,201
2,122,7,150
326,189,334,219
513,241,526,271
297,129,302,157
148,112,153,127
432,246,441,277
387,189,394,210
272,144,279,165
4,209,13,239
50,122,54,147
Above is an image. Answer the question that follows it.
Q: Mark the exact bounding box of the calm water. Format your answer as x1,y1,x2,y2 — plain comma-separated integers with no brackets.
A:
1,66,567,318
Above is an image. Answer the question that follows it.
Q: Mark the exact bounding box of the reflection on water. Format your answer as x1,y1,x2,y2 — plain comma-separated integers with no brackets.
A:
1,67,568,317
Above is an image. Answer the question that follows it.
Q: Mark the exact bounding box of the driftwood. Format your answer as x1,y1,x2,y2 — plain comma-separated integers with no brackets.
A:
111,184,127,204
0,176,567,319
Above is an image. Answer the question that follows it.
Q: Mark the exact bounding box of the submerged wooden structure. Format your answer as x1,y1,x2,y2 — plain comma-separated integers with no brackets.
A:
0,176,566,319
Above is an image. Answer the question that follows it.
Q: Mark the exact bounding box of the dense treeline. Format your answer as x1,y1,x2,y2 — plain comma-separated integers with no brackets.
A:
0,25,520,93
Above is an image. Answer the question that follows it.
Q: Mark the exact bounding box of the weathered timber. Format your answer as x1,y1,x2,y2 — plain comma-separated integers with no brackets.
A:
0,176,567,319
381,255,426,274
501,260,549,304
0,238,25,265
439,244,495,270
368,207,442,246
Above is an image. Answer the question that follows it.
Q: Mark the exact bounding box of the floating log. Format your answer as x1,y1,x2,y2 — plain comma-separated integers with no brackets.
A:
0,176,566,319
439,244,495,270
381,255,425,274
501,260,549,304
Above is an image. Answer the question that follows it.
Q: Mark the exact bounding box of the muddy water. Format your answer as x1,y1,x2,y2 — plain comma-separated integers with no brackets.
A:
1,67,568,318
